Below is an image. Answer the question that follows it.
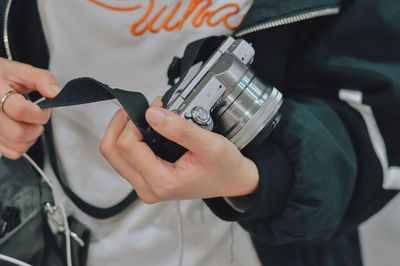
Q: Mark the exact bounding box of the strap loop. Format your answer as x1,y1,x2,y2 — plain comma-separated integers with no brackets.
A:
37,36,228,218
167,56,181,86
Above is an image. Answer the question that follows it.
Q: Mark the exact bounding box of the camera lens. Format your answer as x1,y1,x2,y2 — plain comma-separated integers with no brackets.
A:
213,72,282,150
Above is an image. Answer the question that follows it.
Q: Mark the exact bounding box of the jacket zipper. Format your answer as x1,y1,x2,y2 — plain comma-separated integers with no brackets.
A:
3,0,13,60
234,7,340,37
2,4,339,62
234,6,339,265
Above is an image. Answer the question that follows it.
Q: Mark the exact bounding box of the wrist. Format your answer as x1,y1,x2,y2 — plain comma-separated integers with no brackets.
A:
227,157,259,197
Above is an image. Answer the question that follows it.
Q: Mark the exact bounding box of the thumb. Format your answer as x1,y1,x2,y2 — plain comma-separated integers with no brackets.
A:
3,59,61,98
145,107,219,155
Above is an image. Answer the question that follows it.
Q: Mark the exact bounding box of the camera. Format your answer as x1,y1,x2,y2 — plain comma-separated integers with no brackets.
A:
167,37,283,150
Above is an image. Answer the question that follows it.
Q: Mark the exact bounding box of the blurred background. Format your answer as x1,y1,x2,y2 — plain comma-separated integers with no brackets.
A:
361,194,400,266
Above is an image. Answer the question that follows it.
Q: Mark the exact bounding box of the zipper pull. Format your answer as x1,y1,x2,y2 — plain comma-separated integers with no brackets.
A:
44,202,85,247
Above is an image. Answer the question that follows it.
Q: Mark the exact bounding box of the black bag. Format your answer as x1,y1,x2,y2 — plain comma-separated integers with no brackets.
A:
0,157,90,266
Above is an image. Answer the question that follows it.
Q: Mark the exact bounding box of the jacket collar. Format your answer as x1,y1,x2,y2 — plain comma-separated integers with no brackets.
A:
236,0,341,35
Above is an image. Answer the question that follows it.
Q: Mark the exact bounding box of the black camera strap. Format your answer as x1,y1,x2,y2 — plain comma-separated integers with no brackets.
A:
163,36,225,106
37,36,226,219
39,36,225,143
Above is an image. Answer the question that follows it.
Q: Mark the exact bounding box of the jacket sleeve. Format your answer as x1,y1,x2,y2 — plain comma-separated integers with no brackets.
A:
205,97,360,245
205,0,400,245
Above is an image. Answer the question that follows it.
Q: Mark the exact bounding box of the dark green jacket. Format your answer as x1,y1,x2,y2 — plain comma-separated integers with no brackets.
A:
1,0,399,265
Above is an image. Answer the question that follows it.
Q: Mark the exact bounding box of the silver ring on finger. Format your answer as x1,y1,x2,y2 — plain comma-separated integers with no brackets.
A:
0,90,16,112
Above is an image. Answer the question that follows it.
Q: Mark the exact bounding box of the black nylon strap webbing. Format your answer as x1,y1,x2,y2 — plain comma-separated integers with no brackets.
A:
162,36,225,106
37,36,226,219
38,78,151,136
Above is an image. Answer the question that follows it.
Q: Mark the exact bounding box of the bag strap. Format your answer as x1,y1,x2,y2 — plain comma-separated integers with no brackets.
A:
37,36,226,219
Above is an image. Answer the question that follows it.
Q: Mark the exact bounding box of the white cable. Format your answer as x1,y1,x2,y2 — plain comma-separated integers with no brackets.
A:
33,97,73,266
176,201,184,266
33,97,46,105
22,152,72,266
55,197,72,266
0,98,71,266
0,254,32,266
22,153,54,190
0,95,73,265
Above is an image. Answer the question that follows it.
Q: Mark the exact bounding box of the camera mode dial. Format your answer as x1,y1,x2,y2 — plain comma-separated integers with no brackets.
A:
184,106,211,126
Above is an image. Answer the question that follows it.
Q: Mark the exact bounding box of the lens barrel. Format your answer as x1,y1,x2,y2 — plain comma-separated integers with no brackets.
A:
167,37,283,150
213,72,282,150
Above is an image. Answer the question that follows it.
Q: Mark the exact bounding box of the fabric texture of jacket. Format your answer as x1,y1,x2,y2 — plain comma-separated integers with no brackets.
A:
1,0,399,265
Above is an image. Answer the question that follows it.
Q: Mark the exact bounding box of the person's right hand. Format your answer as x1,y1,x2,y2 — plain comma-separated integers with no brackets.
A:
0,58,60,159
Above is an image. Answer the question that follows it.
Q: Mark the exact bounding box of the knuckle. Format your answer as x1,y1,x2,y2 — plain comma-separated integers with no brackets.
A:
31,126,44,140
210,135,226,154
116,108,128,119
152,182,177,200
35,70,58,92
156,114,170,130
10,104,27,121
100,139,116,157
38,69,56,82
37,125,45,135
38,110,51,125
160,115,177,131
12,125,27,141
134,189,160,204
116,135,131,151
14,142,31,153
6,150,23,160
152,187,169,200
99,140,109,155
100,132,112,149
140,195,158,205
175,122,191,140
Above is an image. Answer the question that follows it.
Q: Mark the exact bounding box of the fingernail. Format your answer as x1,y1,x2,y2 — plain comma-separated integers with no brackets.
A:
147,108,166,127
47,85,61,96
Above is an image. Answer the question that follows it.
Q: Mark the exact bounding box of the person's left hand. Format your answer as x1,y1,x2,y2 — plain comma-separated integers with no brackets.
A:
100,97,259,203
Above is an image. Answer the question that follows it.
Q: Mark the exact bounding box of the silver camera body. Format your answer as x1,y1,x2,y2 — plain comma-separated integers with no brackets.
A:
167,37,283,150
